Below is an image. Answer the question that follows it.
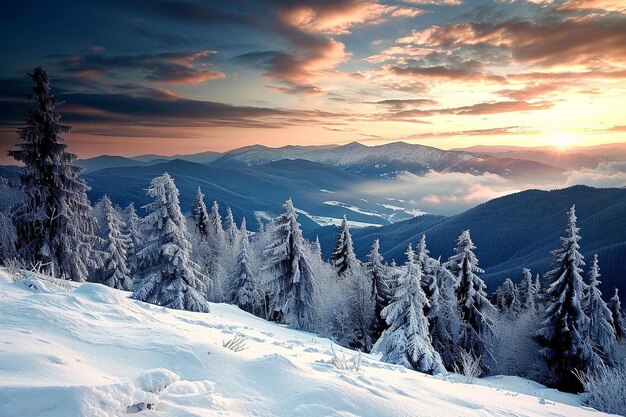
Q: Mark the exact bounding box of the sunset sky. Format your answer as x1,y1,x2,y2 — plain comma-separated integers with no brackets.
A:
1,0,625,162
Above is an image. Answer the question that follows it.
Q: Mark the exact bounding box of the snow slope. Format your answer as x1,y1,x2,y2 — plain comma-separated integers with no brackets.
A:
0,270,611,417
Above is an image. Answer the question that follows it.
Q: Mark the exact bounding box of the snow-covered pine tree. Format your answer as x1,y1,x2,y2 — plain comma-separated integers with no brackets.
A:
534,273,543,310
373,244,444,374
190,187,210,239
445,230,496,374
607,289,625,341
224,207,238,247
209,201,226,246
518,268,536,312
416,235,437,318
124,203,142,275
263,198,316,330
0,211,17,263
329,215,359,277
8,67,101,281
311,236,323,262
94,195,133,290
206,200,228,301
429,257,462,370
230,218,261,315
133,173,209,313
535,205,599,392
586,254,616,361
493,278,521,314
367,239,391,341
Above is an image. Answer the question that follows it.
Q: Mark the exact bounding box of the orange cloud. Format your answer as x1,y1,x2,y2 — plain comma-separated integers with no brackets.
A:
277,1,421,35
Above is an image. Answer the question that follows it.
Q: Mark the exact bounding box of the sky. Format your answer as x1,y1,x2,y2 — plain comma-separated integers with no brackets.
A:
1,0,625,162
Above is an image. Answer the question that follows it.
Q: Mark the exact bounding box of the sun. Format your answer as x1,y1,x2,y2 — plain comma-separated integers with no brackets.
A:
550,132,578,152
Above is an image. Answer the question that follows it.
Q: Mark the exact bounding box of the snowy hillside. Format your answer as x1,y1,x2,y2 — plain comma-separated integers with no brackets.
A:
0,270,610,417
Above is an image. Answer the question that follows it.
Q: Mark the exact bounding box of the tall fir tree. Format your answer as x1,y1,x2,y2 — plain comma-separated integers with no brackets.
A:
535,205,599,392
224,207,238,247
373,244,444,374
94,196,133,291
0,211,17,263
518,268,536,312
133,173,209,312
607,289,625,341
585,254,616,361
8,67,101,281
329,215,359,277
416,235,437,318
190,187,210,239
429,257,462,371
367,239,391,342
534,273,543,309
123,202,142,275
230,218,261,315
494,278,521,314
445,230,496,374
417,235,460,370
264,198,316,330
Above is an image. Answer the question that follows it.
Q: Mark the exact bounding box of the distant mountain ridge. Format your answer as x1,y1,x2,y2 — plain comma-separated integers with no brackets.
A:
211,141,564,179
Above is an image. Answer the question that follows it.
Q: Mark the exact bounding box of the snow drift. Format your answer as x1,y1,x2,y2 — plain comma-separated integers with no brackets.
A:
0,270,614,417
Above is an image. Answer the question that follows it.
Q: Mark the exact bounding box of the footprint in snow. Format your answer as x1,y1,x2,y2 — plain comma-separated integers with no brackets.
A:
47,355,67,365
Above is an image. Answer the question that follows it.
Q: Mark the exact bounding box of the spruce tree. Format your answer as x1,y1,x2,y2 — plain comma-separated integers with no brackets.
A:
535,205,599,392
230,218,260,315
373,244,444,374
607,289,625,341
534,273,543,310
418,235,459,371
133,173,209,312
586,254,616,360
124,203,142,275
494,278,521,314
190,187,210,239
416,235,437,318
224,207,238,247
329,215,359,277
518,268,536,312
264,198,316,330
8,67,101,281
445,230,496,373
367,239,390,341
429,257,462,370
94,196,133,291
0,211,17,263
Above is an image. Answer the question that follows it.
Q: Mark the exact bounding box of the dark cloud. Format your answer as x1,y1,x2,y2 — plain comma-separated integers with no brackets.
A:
381,100,553,120
370,98,438,109
53,51,225,85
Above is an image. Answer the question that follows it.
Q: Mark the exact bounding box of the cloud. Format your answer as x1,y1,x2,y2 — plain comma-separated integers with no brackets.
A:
54,51,225,85
235,39,349,95
370,98,438,109
276,1,421,35
380,100,553,120
351,159,626,215
353,171,518,215
401,16,626,67
563,161,626,188
495,83,568,100
389,63,506,82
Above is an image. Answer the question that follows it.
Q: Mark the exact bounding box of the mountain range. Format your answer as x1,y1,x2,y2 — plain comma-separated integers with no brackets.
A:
1,140,624,297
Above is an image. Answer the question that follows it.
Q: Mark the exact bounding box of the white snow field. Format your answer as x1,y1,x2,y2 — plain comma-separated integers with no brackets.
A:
0,270,612,417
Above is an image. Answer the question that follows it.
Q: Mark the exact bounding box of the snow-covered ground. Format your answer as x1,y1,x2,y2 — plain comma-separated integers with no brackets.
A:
0,270,612,417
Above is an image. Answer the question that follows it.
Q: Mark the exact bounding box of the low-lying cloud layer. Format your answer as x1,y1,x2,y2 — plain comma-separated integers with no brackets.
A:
353,160,626,215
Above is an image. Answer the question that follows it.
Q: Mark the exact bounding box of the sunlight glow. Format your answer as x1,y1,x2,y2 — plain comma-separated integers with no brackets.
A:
550,132,578,152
